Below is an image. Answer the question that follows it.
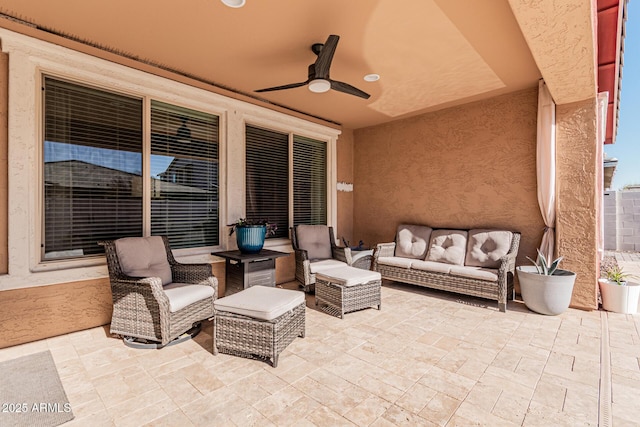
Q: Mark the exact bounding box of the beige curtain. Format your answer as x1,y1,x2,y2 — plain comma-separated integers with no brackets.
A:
537,80,556,261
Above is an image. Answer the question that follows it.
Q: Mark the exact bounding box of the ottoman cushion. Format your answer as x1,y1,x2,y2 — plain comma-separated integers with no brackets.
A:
316,266,381,287
214,285,304,321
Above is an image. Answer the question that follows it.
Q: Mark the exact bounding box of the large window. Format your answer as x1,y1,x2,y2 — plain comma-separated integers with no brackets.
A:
42,77,219,260
245,125,327,239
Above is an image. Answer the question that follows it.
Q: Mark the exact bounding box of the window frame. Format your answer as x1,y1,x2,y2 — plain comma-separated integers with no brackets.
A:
243,119,335,246
37,73,225,267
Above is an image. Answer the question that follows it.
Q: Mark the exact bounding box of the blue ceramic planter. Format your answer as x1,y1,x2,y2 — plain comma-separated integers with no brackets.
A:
236,225,266,254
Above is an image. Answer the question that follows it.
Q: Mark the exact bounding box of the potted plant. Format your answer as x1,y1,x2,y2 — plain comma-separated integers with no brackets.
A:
598,265,640,314
228,218,277,254
516,250,576,315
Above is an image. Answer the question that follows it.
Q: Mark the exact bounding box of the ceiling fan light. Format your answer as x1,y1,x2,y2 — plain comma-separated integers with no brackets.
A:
221,0,245,8
308,79,331,93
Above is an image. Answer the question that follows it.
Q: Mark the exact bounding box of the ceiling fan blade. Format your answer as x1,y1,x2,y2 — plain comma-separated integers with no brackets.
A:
314,35,339,78
330,80,370,99
255,81,308,93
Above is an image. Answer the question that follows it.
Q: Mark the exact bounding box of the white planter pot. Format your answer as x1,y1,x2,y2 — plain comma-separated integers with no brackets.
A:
516,266,576,315
598,279,640,314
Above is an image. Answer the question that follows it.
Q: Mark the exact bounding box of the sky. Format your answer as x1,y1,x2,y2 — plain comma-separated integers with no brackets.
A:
604,1,640,189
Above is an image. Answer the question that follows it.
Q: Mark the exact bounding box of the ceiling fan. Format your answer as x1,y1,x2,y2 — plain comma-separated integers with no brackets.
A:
255,35,370,99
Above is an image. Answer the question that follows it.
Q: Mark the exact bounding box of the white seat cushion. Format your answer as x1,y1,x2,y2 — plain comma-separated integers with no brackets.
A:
316,266,381,287
449,265,498,282
411,260,452,274
309,259,347,273
395,224,433,259
163,283,215,313
214,286,305,321
377,256,413,269
115,236,173,285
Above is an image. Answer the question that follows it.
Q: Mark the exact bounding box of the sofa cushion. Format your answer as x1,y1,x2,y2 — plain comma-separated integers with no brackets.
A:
449,265,498,282
115,236,173,285
296,225,333,260
163,283,215,313
309,259,348,273
465,230,513,268
377,256,414,269
411,260,453,274
395,224,433,259
425,230,468,265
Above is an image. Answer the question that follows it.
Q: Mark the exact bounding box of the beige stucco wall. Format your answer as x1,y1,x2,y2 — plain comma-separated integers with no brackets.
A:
337,129,354,245
353,87,544,281
556,98,599,310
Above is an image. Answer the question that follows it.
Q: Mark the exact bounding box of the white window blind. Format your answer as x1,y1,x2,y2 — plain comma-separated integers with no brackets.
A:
43,77,143,259
150,101,219,249
245,125,289,239
293,135,327,225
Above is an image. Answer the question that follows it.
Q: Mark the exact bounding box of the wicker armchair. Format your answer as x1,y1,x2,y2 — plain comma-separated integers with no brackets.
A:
291,225,352,292
100,236,218,347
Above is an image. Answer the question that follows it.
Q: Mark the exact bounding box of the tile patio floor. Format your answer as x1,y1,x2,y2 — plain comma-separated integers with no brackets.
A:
1,269,640,426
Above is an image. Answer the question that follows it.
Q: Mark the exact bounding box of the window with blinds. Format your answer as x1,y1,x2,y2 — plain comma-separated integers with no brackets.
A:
150,101,219,249
42,77,220,261
43,77,143,259
245,125,289,239
245,125,328,237
293,135,327,225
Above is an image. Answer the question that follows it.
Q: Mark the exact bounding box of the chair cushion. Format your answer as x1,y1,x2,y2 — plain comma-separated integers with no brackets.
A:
464,229,513,268
214,286,305,321
315,266,381,287
425,230,468,266
309,259,348,274
115,236,173,285
296,225,333,260
163,283,215,313
395,224,433,259
449,265,498,282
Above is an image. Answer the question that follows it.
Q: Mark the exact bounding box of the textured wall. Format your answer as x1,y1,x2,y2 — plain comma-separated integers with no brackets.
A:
556,98,598,310
337,129,354,245
603,191,617,250
353,87,544,276
0,52,7,274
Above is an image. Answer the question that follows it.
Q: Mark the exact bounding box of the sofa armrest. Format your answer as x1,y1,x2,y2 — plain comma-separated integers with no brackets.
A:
372,242,396,270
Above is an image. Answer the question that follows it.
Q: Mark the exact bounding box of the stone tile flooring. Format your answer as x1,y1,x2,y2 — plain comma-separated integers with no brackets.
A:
1,279,639,426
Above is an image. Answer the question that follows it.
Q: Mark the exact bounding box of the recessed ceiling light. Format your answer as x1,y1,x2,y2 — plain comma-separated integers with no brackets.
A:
221,0,246,8
364,74,380,82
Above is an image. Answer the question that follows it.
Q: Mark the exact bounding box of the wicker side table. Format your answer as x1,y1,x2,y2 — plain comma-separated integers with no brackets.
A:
315,266,382,319
213,286,305,367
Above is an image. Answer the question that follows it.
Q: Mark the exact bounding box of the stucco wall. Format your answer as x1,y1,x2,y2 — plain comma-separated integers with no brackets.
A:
556,98,598,310
353,87,543,275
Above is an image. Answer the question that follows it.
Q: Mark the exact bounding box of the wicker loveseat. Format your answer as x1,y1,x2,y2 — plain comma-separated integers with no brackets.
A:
372,224,520,312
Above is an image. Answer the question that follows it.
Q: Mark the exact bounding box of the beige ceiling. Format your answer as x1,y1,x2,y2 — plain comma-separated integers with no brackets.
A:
0,0,543,129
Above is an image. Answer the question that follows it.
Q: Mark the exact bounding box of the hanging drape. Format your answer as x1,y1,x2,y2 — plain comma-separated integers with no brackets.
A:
536,80,556,261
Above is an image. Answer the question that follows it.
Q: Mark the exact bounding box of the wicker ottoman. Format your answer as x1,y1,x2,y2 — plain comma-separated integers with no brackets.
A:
315,266,382,319
213,286,305,367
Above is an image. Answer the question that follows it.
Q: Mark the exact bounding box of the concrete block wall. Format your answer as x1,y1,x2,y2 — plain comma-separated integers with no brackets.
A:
604,189,640,251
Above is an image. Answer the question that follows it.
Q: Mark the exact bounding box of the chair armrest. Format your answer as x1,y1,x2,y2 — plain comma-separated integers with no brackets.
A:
332,245,351,264
172,262,215,284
